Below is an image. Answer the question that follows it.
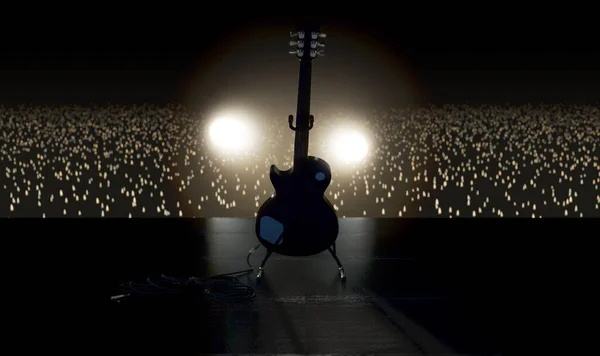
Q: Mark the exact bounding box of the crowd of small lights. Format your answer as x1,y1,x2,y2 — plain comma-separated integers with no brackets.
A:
1,104,599,218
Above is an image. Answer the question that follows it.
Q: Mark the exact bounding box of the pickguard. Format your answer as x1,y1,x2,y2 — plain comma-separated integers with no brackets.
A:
259,216,284,245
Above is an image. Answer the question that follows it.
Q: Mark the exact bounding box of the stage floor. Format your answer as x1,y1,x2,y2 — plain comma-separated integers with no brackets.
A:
3,217,595,354
108,218,473,355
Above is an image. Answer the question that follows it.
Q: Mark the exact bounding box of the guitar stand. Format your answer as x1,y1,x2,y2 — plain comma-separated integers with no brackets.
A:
256,242,346,281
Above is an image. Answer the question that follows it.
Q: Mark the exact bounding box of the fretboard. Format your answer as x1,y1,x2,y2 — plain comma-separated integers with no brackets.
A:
293,59,312,166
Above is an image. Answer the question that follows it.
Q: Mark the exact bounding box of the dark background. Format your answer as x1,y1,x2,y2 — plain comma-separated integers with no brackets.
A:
1,8,598,106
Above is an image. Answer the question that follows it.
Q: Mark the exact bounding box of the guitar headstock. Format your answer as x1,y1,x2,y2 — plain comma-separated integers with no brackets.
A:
289,24,326,61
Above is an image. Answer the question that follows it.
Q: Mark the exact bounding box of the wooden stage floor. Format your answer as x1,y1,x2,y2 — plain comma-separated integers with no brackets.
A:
2,217,595,355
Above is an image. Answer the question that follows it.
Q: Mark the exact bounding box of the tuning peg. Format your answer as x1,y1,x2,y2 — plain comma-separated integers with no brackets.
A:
310,41,325,49
289,40,298,46
311,32,328,39
297,40,304,48
289,31,298,37
298,31,305,39
310,49,325,58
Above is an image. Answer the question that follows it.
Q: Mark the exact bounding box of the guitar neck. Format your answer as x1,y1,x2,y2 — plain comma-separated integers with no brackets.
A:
288,25,326,167
293,59,312,165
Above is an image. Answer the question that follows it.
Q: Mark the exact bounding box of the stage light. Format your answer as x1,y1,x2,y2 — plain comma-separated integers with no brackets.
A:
207,111,258,155
329,128,369,164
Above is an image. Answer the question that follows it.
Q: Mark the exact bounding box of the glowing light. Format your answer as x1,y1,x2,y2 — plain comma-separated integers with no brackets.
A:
207,111,258,154
328,128,369,164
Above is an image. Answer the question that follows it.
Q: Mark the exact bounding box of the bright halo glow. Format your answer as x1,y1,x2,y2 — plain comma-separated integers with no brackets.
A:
329,128,369,164
207,111,257,154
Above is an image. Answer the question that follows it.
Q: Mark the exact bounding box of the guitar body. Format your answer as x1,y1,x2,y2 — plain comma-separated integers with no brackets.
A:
256,156,338,256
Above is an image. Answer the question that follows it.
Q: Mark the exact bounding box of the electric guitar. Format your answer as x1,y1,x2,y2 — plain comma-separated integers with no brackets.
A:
255,25,339,257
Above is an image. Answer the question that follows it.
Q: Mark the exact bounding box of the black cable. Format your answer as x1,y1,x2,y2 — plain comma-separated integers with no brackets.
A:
111,243,263,302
